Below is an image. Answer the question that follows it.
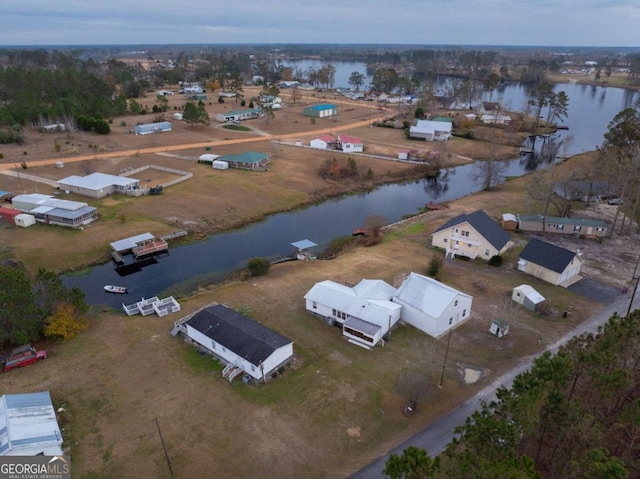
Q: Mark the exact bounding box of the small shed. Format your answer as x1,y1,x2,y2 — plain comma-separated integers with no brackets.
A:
502,213,518,230
212,160,229,170
489,319,509,338
198,153,221,165
512,284,545,312
291,239,317,260
15,213,36,227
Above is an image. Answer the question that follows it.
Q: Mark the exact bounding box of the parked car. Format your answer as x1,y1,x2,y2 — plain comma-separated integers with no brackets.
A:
608,198,624,205
1,344,47,372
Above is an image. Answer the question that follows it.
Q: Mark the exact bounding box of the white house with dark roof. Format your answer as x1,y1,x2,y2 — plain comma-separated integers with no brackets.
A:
304,279,401,348
431,210,512,260
518,238,583,287
179,303,293,382
393,272,473,338
336,134,364,153
0,391,63,456
58,172,142,199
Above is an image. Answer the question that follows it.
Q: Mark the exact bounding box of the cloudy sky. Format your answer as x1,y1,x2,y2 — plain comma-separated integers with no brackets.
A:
1,0,640,47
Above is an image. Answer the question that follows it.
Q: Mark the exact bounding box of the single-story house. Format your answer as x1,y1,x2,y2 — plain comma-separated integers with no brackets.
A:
218,151,271,170
58,172,142,199
393,272,473,338
279,81,299,89
11,193,97,228
517,214,608,238
215,108,262,123
134,121,172,135
219,91,236,98
481,114,512,125
433,96,458,109
512,284,545,312
0,391,64,456
189,94,208,101
431,210,512,260
303,104,338,118
156,90,174,96
518,238,583,287
501,213,518,230
182,83,203,94
304,279,401,349
181,303,294,382
336,134,363,153
310,135,336,150
408,120,452,141
479,101,501,115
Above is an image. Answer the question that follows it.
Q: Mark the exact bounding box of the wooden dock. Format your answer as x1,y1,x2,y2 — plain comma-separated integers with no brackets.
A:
132,238,169,258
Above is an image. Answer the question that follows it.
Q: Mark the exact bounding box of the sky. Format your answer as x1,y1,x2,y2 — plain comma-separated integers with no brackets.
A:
1,0,640,47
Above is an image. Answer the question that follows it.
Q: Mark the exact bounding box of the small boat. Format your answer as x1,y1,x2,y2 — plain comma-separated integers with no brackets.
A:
104,285,128,294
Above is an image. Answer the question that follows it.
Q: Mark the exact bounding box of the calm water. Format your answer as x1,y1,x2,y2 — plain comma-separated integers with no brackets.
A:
62,68,639,307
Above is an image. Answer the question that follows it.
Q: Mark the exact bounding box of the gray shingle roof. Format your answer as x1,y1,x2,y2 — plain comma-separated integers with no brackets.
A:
186,304,292,366
519,238,578,274
433,210,511,250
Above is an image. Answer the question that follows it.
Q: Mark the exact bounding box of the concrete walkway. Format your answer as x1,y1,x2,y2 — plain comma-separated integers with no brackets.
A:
349,291,635,478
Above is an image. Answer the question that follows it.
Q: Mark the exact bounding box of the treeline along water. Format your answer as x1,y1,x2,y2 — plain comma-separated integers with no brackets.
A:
62,72,639,307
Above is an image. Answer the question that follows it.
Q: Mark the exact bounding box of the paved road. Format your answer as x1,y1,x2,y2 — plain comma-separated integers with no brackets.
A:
349,291,636,478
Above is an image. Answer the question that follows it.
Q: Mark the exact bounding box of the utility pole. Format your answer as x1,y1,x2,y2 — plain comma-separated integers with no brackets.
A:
15,164,24,192
626,254,640,318
439,328,453,388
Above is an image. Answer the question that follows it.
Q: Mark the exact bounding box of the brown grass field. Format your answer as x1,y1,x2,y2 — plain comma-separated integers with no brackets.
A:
0,87,637,478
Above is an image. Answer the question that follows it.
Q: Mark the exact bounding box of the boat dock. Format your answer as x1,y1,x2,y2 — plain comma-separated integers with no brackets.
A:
110,231,180,262
132,237,169,258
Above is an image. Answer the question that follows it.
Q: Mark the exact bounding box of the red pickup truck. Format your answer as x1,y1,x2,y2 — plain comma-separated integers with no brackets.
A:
1,344,48,372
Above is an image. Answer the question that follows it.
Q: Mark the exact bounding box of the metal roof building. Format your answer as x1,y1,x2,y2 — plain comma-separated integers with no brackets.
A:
0,391,63,456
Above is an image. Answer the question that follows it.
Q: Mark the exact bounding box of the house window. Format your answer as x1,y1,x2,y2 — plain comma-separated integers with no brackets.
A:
574,226,581,232
462,230,469,237
211,341,216,350
455,300,458,306
251,365,255,372
455,228,459,233
312,301,317,309
485,249,490,256
467,243,472,247
332,309,337,316
443,238,448,242
597,227,604,232
463,309,467,316
222,347,226,352
449,318,453,325
456,240,460,245
557,224,564,230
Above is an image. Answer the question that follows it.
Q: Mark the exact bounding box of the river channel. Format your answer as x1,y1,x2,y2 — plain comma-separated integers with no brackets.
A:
62,74,639,308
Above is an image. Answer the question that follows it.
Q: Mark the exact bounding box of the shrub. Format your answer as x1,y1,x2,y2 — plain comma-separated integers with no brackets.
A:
247,257,270,276
488,255,503,267
427,256,443,278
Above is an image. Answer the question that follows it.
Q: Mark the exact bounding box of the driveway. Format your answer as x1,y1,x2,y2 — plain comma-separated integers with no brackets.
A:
567,276,622,305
